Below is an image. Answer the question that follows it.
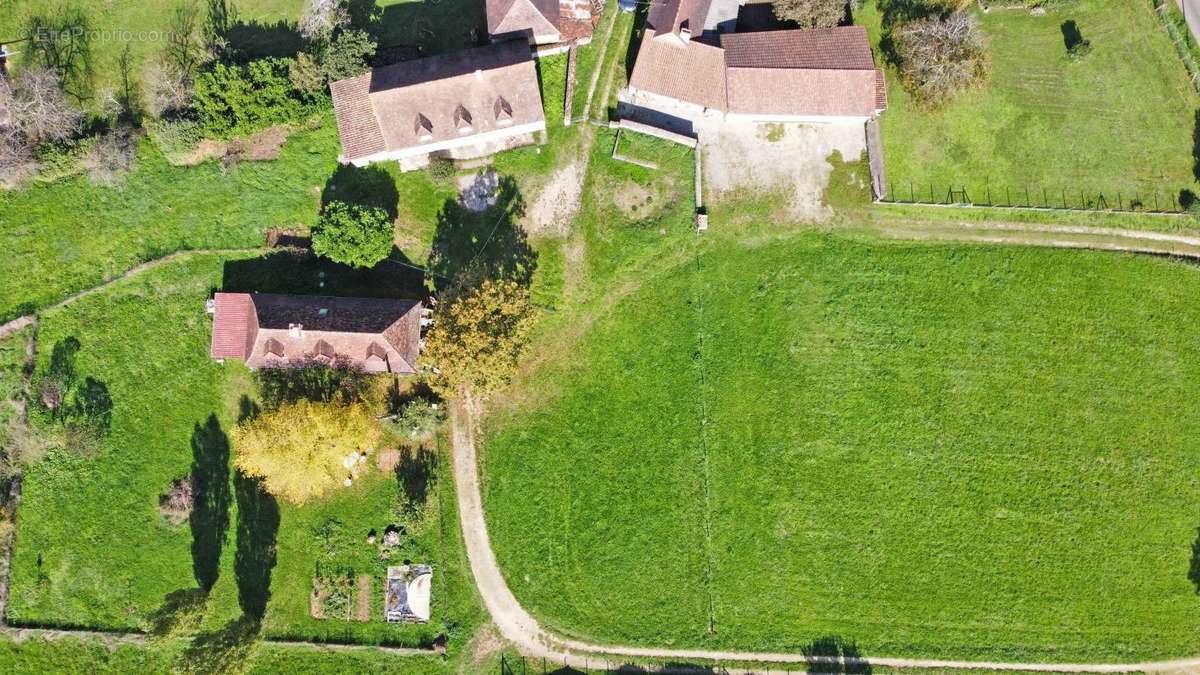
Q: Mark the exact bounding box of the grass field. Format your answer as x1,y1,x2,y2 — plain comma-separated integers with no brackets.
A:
871,0,1200,205
6,252,482,649
0,0,483,96
482,227,1200,661
0,115,457,324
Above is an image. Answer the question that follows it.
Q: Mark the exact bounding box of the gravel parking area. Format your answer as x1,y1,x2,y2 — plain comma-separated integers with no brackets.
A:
702,122,866,219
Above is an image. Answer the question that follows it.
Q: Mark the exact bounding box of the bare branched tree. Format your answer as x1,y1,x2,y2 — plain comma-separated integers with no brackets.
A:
166,1,206,79
299,0,350,43
4,67,85,145
144,62,194,118
894,11,988,107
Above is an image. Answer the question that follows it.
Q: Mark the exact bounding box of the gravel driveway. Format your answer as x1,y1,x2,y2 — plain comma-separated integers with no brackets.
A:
702,122,867,219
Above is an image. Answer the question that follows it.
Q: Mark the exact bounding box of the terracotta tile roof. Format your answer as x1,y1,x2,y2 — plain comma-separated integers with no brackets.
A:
725,67,881,116
210,293,258,359
329,74,387,162
210,293,423,374
627,25,886,117
628,29,727,110
875,68,887,111
487,0,560,39
720,26,876,70
647,0,713,37
331,41,545,162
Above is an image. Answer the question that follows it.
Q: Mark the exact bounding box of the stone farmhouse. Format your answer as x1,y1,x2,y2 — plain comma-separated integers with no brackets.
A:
330,40,547,170
209,292,424,374
329,0,599,170
619,0,887,137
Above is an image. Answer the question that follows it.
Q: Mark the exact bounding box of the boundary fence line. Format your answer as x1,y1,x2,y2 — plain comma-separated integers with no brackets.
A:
878,181,1192,216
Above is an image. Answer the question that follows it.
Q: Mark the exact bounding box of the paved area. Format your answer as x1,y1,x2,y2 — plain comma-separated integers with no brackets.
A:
457,169,500,212
701,122,867,219
1181,0,1200,44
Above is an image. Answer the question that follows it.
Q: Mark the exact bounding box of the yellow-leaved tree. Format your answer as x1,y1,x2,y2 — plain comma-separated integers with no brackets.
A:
231,400,381,505
422,278,537,398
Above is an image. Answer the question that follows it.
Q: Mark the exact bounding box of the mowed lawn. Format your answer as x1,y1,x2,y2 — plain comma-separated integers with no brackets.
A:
875,0,1200,202
482,232,1200,661
7,253,480,648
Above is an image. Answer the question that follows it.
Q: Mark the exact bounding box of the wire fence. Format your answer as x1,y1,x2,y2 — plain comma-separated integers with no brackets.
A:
879,180,1194,215
497,654,850,674
1153,0,1200,93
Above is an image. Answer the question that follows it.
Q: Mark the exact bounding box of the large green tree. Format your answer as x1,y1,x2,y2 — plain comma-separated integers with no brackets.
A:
422,278,537,397
311,200,394,268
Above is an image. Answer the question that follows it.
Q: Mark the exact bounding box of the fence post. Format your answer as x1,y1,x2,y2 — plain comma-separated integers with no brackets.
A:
1043,187,1049,208
1118,192,1122,210
1006,186,1011,207
1155,192,1160,211
1061,189,1067,209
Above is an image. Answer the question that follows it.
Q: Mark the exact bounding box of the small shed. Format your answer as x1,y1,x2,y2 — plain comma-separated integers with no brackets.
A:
385,564,433,623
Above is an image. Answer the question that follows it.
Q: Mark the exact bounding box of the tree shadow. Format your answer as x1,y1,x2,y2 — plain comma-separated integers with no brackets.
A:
73,377,112,434
877,0,942,27
396,446,435,518
234,471,280,620
221,247,426,300
190,414,231,592
803,636,871,675
359,0,484,58
145,587,209,638
256,360,371,409
221,20,305,62
427,175,537,291
1192,110,1200,182
1060,20,1084,52
1189,528,1200,594
177,614,261,674
237,395,261,424
321,163,401,221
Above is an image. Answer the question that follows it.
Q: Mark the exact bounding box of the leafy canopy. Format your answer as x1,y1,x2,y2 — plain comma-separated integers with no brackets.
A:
772,0,846,28
231,400,381,505
311,200,394,268
422,278,537,397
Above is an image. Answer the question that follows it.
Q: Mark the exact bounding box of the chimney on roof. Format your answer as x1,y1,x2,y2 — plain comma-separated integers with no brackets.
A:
289,323,303,339
474,69,483,82
678,20,691,42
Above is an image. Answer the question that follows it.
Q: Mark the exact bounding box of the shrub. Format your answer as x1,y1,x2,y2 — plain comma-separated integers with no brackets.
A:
388,398,445,445
311,200,395,268
232,400,382,505
193,57,305,137
422,278,538,398
157,475,195,525
894,12,989,107
85,127,139,186
147,117,205,160
427,156,455,182
772,0,847,28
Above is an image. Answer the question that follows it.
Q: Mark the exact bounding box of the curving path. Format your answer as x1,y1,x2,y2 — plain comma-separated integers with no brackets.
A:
450,221,1200,674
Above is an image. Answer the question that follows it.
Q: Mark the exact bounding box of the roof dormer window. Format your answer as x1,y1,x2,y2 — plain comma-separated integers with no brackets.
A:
454,104,473,134
414,113,433,141
494,96,513,125
264,338,286,358
311,339,335,362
